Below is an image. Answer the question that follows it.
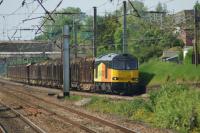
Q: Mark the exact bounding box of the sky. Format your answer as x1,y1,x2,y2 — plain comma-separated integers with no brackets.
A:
0,0,198,40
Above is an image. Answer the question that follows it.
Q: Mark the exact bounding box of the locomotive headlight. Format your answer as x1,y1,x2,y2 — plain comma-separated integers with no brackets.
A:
112,77,119,80
132,78,138,81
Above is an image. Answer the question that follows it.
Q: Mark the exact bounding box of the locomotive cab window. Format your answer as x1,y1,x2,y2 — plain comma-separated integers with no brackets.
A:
112,59,138,70
127,60,138,69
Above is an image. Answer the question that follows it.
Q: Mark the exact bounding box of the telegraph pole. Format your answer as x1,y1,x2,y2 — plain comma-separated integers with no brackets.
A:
123,1,127,53
93,7,97,57
194,6,199,66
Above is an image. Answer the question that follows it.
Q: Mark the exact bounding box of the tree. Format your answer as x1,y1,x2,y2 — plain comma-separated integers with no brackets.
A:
194,1,200,10
35,1,184,63
35,7,82,43
156,2,167,12
96,14,120,56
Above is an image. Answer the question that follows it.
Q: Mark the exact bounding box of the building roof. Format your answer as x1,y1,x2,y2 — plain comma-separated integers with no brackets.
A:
0,52,60,55
0,52,61,58
0,40,48,45
161,50,179,59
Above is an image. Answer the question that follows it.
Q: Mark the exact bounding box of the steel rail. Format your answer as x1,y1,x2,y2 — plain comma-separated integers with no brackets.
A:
2,84,136,133
0,101,46,133
0,79,136,101
0,124,6,133
0,89,97,133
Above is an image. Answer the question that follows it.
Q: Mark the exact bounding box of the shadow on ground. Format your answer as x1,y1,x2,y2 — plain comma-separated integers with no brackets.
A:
136,72,155,95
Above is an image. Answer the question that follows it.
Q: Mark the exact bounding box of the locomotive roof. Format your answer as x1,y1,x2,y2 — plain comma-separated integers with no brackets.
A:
95,53,136,62
95,53,118,62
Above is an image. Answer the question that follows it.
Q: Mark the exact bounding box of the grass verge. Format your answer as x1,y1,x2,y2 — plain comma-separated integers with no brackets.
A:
64,95,83,101
139,60,200,86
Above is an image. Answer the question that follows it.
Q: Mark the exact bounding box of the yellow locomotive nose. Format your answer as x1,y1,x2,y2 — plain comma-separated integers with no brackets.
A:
111,69,139,83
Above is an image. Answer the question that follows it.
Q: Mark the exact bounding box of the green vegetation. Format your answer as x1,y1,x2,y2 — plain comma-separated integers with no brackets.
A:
35,1,184,62
65,95,83,101
86,84,200,133
139,60,200,86
184,49,193,64
86,96,152,120
149,84,200,133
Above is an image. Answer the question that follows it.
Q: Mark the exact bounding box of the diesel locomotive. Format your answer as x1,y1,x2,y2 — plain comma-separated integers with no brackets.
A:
94,53,139,93
7,53,139,94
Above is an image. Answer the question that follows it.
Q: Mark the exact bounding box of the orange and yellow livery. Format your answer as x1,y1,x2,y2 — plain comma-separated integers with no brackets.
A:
94,53,139,94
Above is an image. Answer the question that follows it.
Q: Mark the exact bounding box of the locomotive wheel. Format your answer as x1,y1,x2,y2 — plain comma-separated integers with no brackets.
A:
106,84,112,94
101,83,107,94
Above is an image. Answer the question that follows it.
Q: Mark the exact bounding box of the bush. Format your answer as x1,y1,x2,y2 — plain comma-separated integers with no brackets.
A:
87,96,152,117
86,84,200,132
179,51,184,63
150,83,200,132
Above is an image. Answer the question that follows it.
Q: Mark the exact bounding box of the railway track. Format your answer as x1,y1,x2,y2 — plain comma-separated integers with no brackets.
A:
0,78,143,101
0,81,137,133
0,101,46,133
0,89,101,133
0,124,6,133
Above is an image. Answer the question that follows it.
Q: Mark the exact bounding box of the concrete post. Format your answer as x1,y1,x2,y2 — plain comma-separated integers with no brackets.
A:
63,25,70,97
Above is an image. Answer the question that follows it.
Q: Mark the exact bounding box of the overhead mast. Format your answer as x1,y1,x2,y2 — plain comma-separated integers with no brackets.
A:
93,7,97,57
194,5,199,66
73,16,78,58
123,1,127,54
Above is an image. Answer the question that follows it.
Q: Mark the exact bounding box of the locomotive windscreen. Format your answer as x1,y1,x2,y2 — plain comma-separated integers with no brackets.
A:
112,59,138,70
